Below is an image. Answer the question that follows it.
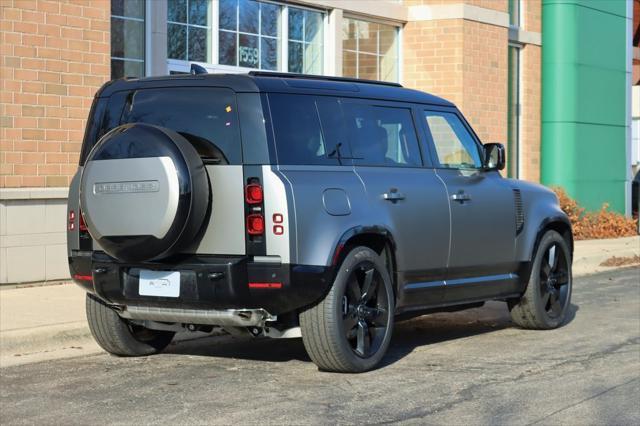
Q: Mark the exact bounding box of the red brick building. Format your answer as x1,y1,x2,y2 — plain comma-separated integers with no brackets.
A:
1,0,633,283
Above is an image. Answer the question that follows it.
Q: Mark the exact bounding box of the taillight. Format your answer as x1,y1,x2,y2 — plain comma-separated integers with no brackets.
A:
73,274,92,282
248,282,282,289
79,212,88,232
68,210,76,231
246,214,265,235
245,183,263,204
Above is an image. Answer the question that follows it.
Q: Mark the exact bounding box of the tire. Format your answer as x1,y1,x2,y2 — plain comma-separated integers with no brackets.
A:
509,230,573,329
300,246,395,373
86,294,175,356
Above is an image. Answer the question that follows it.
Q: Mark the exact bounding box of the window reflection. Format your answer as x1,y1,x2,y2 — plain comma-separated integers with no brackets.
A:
167,0,211,62
342,18,398,82
288,7,323,74
165,0,325,74
219,0,280,70
111,0,145,79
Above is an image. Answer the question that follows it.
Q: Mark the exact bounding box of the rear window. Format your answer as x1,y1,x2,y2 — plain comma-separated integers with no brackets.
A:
82,87,242,165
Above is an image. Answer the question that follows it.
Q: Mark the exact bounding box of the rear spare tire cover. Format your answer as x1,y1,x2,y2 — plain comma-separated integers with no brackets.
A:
80,123,209,262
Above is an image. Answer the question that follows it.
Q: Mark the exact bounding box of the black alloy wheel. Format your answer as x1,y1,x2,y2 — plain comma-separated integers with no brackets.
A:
341,262,391,358
538,242,570,319
300,246,395,373
509,230,573,329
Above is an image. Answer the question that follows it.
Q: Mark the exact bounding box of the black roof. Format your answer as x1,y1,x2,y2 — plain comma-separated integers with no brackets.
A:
97,72,454,107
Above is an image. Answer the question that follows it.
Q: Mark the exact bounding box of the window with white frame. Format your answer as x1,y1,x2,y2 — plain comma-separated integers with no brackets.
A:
218,0,281,70
342,18,399,82
111,0,145,79
164,0,326,74
288,7,323,74
167,0,212,63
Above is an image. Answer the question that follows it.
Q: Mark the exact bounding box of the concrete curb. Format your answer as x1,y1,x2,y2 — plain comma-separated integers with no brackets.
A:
0,322,93,353
572,236,639,277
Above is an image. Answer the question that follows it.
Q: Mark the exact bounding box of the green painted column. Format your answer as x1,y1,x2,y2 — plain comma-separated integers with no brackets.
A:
541,0,629,213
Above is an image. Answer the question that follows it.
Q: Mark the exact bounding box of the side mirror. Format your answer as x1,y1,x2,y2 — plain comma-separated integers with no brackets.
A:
483,143,505,171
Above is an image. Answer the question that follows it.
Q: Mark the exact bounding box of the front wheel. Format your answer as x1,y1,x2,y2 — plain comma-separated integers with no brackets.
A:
300,246,395,373
86,294,175,356
509,230,573,329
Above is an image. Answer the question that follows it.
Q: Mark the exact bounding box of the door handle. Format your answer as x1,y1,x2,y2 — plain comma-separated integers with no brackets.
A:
450,192,471,203
382,189,405,201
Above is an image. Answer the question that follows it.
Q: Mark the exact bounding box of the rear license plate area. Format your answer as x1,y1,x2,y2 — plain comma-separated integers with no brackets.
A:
139,269,180,298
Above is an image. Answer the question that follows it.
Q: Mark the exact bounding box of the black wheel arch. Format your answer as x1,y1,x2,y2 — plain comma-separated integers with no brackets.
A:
518,216,573,291
330,226,398,297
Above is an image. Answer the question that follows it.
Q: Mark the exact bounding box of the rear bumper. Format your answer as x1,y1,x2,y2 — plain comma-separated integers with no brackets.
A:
69,251,333,316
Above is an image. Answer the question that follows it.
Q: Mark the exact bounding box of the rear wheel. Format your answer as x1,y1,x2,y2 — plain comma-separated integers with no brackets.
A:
300,246,394,373
509,230,572,329
86,294,174,356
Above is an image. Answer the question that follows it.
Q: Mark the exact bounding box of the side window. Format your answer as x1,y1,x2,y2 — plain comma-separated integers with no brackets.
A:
424,111,482,169
269,94,343,165
343,103,422,167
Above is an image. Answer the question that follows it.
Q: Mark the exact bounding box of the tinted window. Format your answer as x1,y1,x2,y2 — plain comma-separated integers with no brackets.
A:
269,94,345,165
122,88,242,164
424,111,482,169
343,103,422,167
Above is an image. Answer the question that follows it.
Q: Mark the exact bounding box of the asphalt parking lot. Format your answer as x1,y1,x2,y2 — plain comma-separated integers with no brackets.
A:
1,267,639,425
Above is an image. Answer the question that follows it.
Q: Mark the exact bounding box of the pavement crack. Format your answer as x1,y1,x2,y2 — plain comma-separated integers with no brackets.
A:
525,377,639,426
377,336,640,424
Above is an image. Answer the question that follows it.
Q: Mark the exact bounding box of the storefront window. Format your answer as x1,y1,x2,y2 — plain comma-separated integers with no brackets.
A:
111,0,145,79
342,18,398,82
288,7,323,74
219,0,281,70
167,0,212,62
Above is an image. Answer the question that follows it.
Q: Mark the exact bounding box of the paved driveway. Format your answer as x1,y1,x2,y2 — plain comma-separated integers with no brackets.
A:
1,268,639,425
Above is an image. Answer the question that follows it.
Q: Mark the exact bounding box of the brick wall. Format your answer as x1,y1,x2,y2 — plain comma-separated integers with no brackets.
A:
520,45,541,182
460,20,508,144
524,0,542,32
520,0,541,182
403,19,465,108
0,0,110,189
403,17,508,145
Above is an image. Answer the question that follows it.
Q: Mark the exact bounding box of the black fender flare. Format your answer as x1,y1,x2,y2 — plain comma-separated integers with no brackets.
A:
518,215,573,289
329,225,398,266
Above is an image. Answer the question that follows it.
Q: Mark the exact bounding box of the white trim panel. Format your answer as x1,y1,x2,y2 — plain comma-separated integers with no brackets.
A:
509,27,542,46
194,165,246,255
0,187,69,201
408,3,509,28
262,166,291,264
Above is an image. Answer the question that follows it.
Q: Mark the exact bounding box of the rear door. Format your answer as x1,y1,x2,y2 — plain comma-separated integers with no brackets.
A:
90,87,247,256
342,99,451,308
421,109,519,302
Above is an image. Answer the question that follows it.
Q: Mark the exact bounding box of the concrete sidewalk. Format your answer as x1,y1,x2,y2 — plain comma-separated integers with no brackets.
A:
572,235,639,276
1,236,638,367
0,284,98,367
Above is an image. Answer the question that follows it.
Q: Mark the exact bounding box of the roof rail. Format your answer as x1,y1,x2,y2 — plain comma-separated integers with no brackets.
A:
248,71,403,88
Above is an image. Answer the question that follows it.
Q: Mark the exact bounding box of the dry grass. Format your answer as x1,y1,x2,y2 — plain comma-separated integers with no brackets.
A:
552,187,638,240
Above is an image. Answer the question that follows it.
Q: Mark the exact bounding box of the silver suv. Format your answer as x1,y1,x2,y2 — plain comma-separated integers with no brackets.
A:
68,72,573,373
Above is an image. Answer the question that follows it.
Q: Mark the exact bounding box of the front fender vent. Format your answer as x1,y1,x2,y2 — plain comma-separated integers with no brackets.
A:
513,189,524,235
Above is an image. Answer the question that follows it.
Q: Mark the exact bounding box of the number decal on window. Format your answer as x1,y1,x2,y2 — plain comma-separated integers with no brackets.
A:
239,46,259,66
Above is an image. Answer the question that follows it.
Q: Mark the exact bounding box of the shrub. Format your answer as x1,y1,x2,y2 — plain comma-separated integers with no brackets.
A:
551,187,638,240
